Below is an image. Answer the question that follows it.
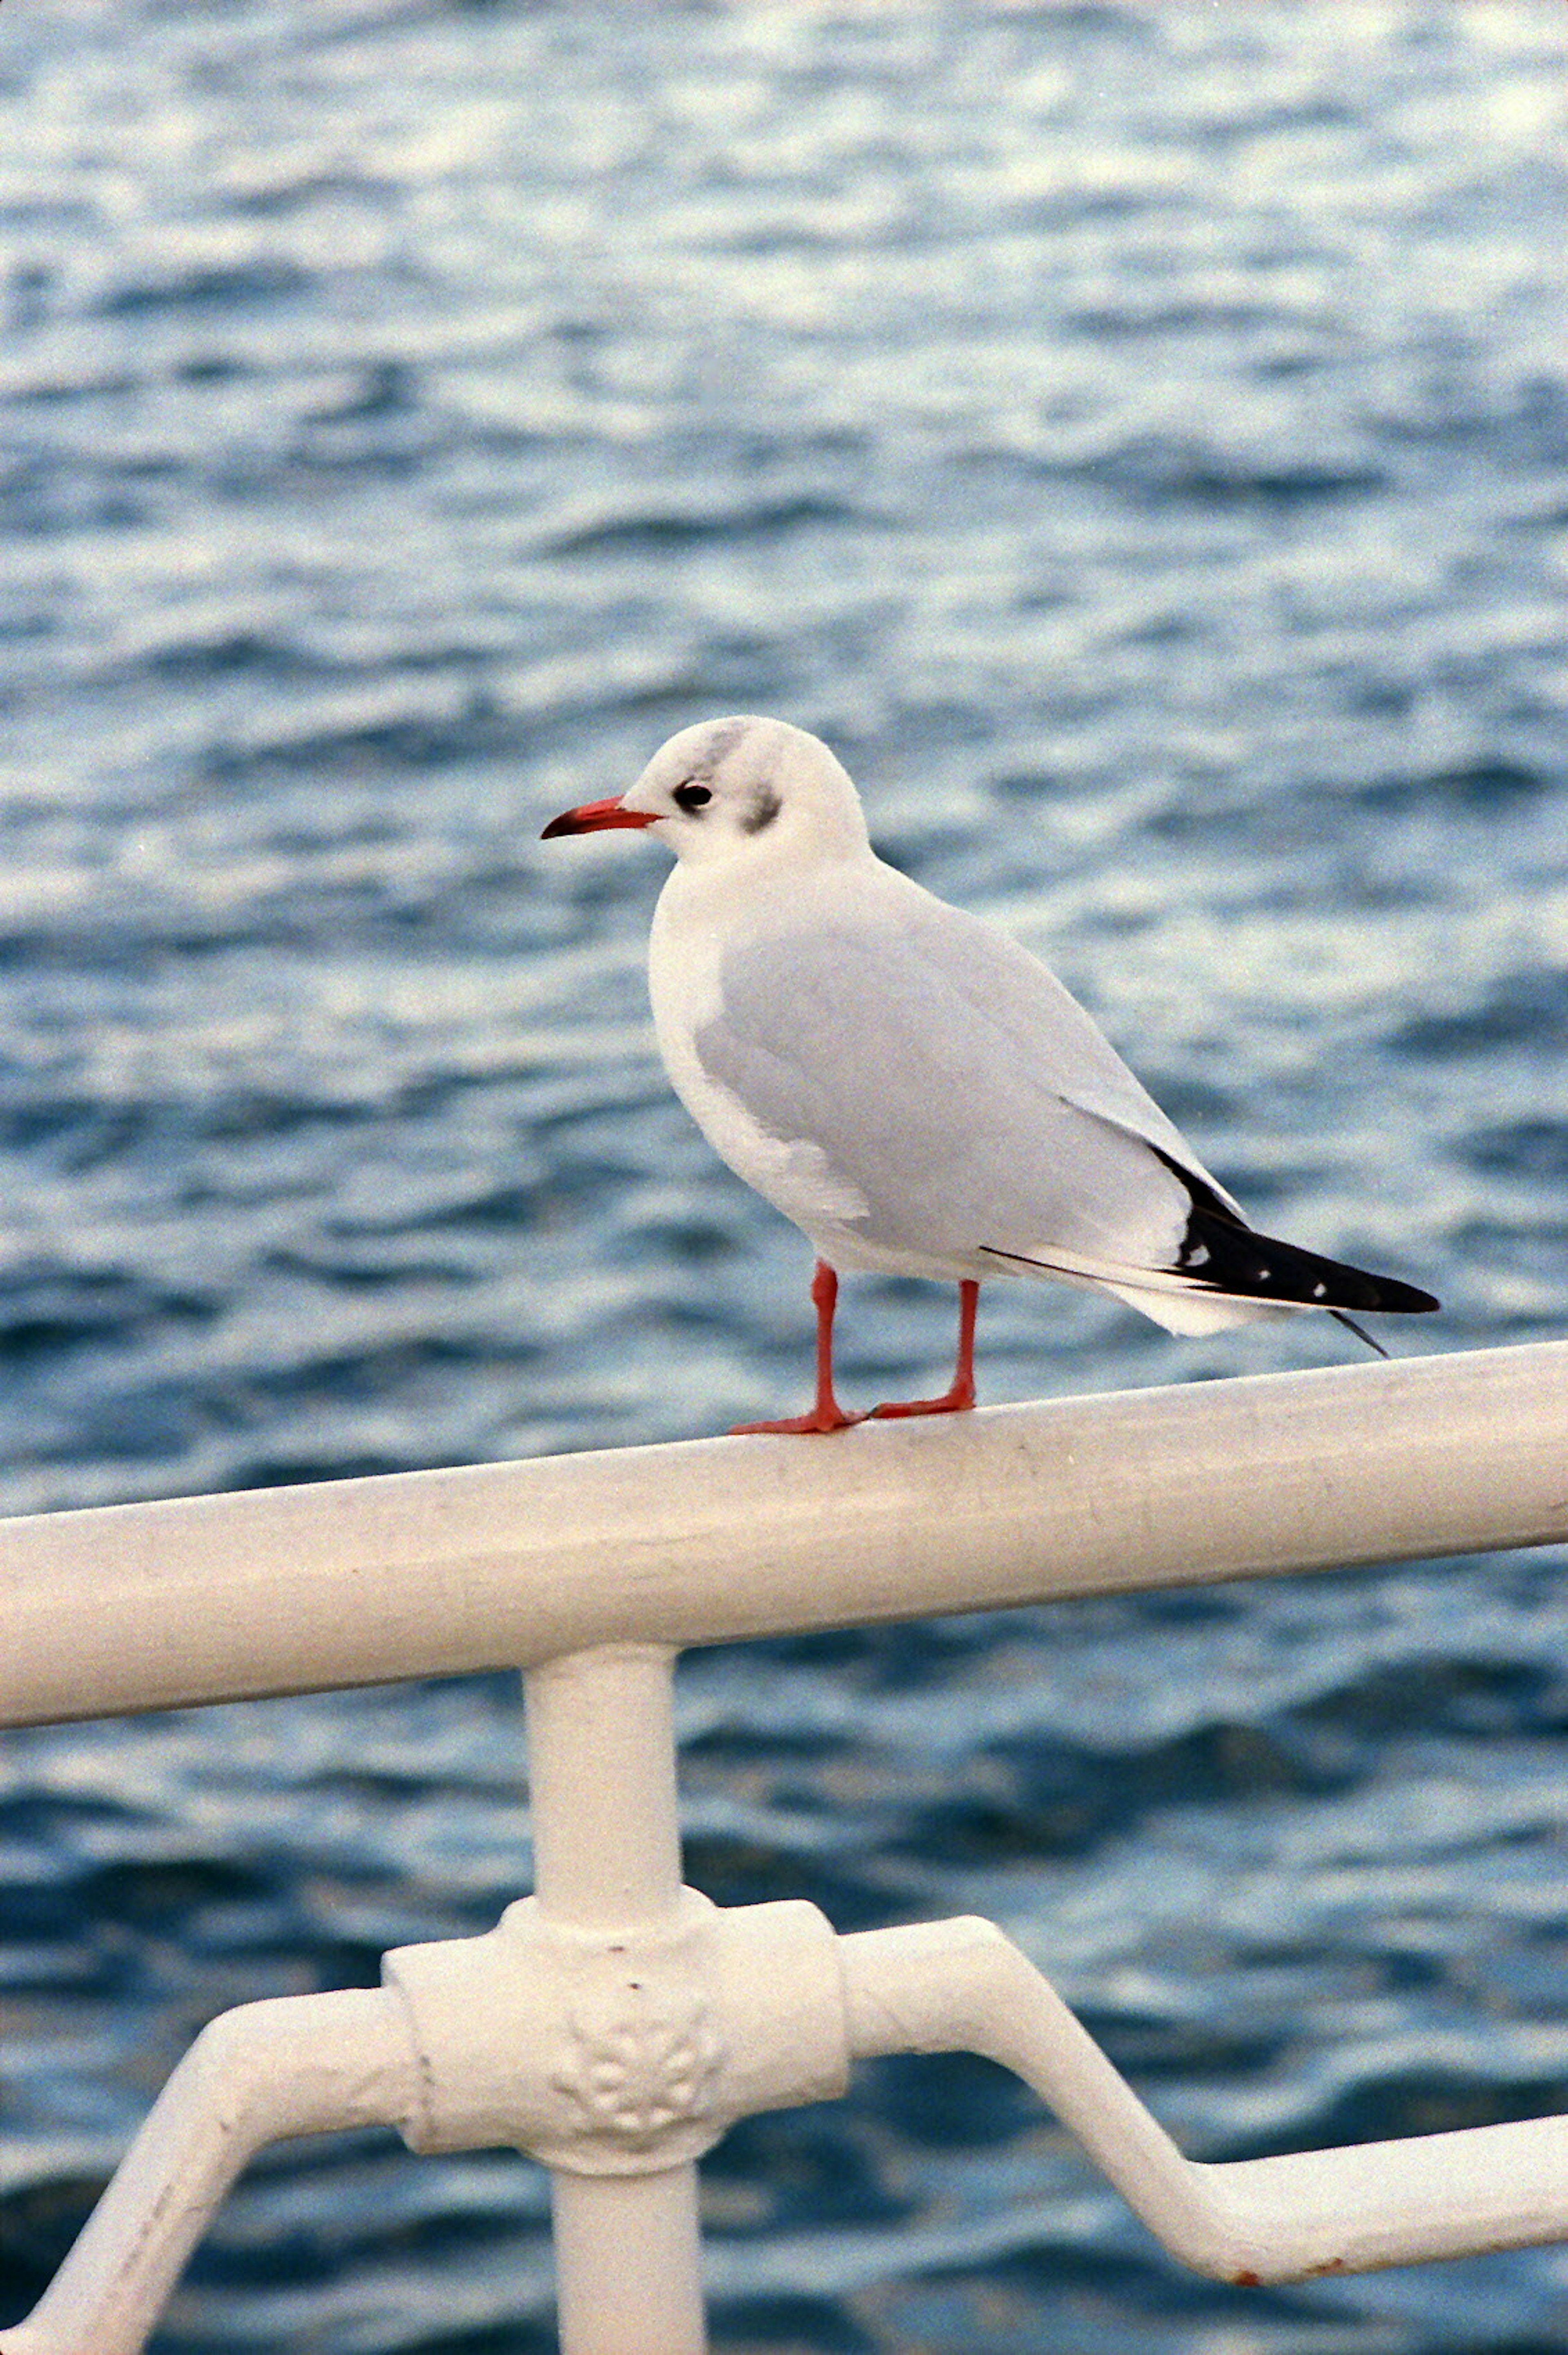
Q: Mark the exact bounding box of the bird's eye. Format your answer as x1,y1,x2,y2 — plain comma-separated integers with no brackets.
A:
673,781,712,813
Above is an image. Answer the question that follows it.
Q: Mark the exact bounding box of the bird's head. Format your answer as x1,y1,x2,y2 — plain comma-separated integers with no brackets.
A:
542,716,871,867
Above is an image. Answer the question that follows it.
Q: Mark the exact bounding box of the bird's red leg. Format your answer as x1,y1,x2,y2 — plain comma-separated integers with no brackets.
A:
732,1260,866,1436
871,1280,980,1419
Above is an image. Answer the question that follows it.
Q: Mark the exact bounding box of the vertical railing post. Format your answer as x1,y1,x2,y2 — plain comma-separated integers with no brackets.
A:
524,1644,707,2355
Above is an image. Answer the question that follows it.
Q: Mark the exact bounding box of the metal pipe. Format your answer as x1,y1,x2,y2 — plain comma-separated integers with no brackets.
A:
549,2171,706,2355
839,1918,1568,2284
841,1918,1202,2248
0,1991,417,2355
528,1646,685,1927
525,1648,707,2355
3,1343,1564,1728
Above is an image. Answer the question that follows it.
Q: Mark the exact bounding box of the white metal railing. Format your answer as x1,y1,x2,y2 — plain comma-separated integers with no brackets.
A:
1,1339,1566,2354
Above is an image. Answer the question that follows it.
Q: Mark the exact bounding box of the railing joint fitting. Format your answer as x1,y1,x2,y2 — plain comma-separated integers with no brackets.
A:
383,1889,848,2174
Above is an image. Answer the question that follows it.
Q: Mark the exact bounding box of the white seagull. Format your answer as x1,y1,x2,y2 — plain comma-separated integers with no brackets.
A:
544,716,1437,1434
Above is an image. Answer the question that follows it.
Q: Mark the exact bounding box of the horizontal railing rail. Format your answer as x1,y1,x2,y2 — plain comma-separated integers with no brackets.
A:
3,1339,1566,1727
2,1337,1566,2354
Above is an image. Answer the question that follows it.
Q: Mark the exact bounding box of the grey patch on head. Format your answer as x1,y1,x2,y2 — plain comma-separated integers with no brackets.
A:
742,783,782,835
684,719,748,786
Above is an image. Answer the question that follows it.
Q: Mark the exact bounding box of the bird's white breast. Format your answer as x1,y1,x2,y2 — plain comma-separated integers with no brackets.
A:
647,865,872,1236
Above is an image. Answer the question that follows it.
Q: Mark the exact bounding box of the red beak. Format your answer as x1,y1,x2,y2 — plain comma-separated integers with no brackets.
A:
541,796,660,840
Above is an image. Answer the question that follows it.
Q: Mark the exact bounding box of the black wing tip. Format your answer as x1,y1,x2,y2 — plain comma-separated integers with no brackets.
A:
1145,1145,1439,1316
1177,1201,1439,1315
1355,1272,1441,1315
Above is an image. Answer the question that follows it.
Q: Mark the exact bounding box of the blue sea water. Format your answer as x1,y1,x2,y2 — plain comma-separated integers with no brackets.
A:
1,1,1566,2348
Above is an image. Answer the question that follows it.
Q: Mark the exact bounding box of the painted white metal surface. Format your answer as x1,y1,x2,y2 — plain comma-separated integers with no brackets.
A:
1,1340,1566,1726
9,1853,1568,2353
840,1916,1568,2281
525,1647,706,2355
0,1990,419,2355
2,1344,1568,2352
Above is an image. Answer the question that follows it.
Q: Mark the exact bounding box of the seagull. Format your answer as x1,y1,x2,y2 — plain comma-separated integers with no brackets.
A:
543,716,1438,1434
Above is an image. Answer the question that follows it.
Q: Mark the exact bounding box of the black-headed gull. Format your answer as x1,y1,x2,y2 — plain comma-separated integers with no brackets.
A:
544,716,1438,1434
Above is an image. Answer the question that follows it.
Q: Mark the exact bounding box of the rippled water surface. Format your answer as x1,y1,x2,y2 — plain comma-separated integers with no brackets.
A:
2,3,1566,2348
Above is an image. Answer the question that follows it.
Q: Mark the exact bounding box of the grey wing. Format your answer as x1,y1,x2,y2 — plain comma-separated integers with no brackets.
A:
694,895,1223,1274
